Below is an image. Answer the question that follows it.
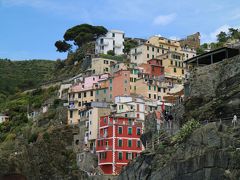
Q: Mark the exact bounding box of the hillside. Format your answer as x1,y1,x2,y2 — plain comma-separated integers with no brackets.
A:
0,59,55,100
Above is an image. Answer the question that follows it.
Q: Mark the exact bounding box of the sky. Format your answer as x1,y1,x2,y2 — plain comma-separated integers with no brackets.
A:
0,0,240,60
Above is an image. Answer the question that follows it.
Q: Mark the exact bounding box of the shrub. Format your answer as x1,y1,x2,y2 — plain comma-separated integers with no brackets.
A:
172,119,201,144
28,133,38,143
43,132,50,142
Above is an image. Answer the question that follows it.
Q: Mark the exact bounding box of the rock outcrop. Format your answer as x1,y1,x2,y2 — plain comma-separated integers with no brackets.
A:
119,123,240,180
184,55,240,123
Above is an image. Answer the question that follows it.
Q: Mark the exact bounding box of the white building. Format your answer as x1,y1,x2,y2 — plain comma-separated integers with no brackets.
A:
95,30,125,55
0,114,9,124
113,96,145,121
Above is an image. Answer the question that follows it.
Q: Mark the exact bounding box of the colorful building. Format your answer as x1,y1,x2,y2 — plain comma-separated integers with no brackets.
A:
96,116,143,175
89,58,117,75
112,96,145,122
109,70,131,102
68,74,110,125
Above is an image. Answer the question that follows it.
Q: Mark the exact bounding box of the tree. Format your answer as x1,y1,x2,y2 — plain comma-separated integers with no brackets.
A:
55,24,108,52
228,28,240,39
217,31,228,42
123,39,139,54
107,50,115,56
55,40,72,52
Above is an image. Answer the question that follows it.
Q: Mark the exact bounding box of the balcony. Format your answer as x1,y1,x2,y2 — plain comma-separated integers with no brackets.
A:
98,41,109,46
68,105,78,110
113,43,122,48
131,51,142,55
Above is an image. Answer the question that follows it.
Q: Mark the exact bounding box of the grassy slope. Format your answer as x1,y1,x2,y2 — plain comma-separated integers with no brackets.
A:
0,59,55,99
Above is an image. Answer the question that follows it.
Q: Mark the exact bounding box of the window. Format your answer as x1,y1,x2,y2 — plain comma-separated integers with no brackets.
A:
182,69,184,74
137,128,141,135
90,91,93,96
152,55,154,59
147,54,149,58
105,67,109,72
152,47,154,52
110,79,112,83
78,102,81,107
104,117,107,123
70,111,73,118
147,46,149,50
100,152,107,159
162,50,164,54
135,56,137,60
128,140,132,147
174,68,177,73
84,92,86,97
125,80,128,83
148,94,151,98
110,87,112,91
154,94,157,99
126,152,132,160
148,86,151,90
96,90,99,95
163,88,166,93
118,152,123,160
113,40,115,45
118,126,123,134
157,48,159,53
112,33,115,37
98,140,100,146
175,61,177,66
158,87,161,92
137,140,141,148
118,139,123,147
134,86,136,90
171,61,173,65
128,127,132,135
103,89,106,94
154,86,156,91
78,93,81,98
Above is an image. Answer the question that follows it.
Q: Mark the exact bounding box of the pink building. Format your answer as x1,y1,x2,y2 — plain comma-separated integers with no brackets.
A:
109,70,131,102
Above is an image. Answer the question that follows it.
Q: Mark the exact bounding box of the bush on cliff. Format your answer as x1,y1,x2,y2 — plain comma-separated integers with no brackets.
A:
172,119,201,144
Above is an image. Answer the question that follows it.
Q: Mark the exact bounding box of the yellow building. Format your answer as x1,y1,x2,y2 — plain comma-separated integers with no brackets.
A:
89,58,117,75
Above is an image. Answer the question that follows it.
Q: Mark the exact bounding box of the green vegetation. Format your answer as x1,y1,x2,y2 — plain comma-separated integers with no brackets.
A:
0,86,58,143
172,119,201,144
123,39,139,54
99,53,126,62
0,59,55,100
197,28,240,54
55,24,107,53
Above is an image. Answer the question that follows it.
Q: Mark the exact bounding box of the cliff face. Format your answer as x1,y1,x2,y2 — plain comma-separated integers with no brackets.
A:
119,123,240,180
184,55,240,122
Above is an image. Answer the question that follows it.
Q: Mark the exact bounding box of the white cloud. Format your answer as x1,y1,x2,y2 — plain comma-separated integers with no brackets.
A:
153,13,176,26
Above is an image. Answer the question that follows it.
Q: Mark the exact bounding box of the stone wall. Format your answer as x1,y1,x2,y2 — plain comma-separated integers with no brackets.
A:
189,55,240,100
184,55,240,122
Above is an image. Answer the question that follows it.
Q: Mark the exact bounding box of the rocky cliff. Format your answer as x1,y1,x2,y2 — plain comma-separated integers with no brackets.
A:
119,123,240,180
184,55,240,123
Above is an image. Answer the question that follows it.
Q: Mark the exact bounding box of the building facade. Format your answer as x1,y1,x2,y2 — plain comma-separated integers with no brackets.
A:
95,30,125,55
96,116,143,175
89,58,117,75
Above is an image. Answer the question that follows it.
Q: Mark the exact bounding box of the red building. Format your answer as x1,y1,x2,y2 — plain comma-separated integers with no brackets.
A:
96,116,143,175
139,59,164,78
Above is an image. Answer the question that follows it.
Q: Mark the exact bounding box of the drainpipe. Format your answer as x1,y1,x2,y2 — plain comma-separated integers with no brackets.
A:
112,118,116,174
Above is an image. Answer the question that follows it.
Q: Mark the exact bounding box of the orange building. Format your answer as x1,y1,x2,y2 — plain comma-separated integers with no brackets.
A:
109,70,131,101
